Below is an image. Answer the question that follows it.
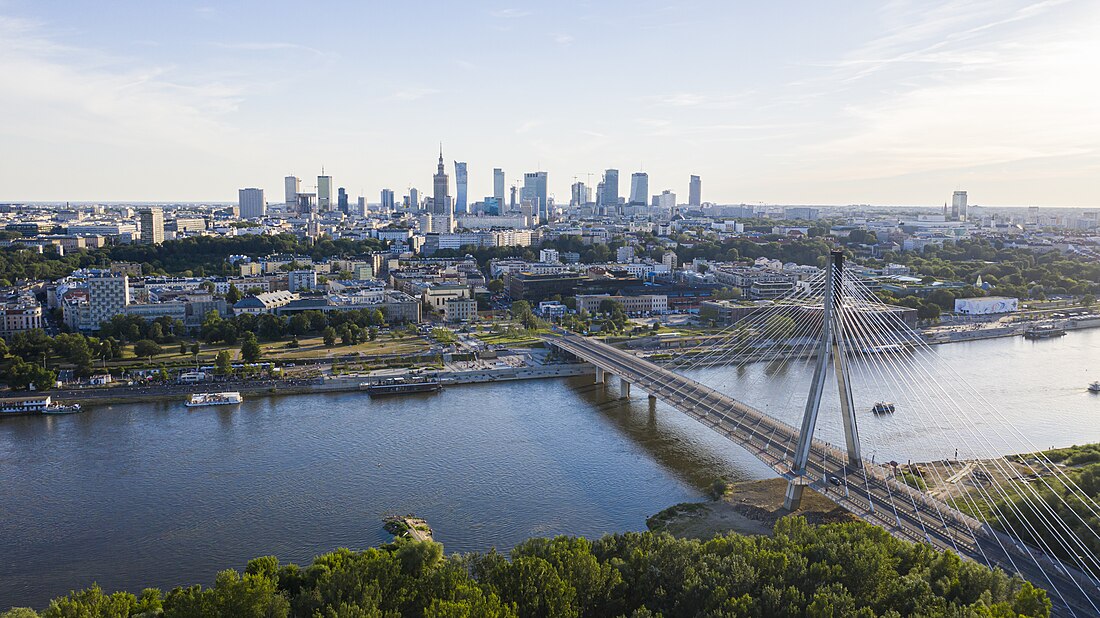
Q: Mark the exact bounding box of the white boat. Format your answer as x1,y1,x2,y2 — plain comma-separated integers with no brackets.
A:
1089,382,1100,393
185,392,243,407
42,403,82,415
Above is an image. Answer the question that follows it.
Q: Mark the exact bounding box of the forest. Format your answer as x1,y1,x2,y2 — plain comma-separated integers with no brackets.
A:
2,517,1050,617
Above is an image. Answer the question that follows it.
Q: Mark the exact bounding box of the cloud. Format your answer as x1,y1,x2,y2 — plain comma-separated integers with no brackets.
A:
643,93,746,109
489,8,531,18
515,119,544,134
390,87,441,101
210,41,329,59
552,33,574,45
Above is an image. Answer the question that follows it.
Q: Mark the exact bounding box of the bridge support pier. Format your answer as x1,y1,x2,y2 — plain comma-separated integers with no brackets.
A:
783,481,805,511
648,393,657,404
620,379,631,399
595,367,605,384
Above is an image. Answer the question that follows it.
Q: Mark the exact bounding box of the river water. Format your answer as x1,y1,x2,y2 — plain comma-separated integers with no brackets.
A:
1,329,1097,607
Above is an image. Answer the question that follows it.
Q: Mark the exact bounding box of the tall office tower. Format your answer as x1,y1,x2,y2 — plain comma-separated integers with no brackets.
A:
356,196,367,216
238,187,266,219
689,175,701,207
493,168,505,206
380,189,395,211
571,181,588,207
284,176,300,212
1027,206,1039,225
317,172,333,211
454,161,468,214
629,172,649,205
509,185,517,210
408,188,421,211
337,187,349,214
432,148,453,232
596,181,606,212
139,207,164,245
523,171,549,222
600,169,619,209
952,190,968,221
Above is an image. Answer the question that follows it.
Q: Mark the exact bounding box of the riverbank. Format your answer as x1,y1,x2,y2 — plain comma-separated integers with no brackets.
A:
19,362,596,407
646,478,854,539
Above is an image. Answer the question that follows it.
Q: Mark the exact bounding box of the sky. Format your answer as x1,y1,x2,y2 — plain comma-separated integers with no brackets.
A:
2,0,1100,207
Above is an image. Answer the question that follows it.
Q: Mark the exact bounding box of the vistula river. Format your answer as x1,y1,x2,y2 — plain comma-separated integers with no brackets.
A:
1,329,1098,607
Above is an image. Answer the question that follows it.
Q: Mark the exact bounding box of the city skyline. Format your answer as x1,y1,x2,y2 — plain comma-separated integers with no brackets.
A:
2,1,1100,207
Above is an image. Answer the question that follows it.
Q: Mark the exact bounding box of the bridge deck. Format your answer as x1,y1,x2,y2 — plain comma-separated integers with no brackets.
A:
550,333,1099,617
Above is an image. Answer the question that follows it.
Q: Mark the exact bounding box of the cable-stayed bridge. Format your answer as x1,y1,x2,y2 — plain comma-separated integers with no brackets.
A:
548,251,1100,617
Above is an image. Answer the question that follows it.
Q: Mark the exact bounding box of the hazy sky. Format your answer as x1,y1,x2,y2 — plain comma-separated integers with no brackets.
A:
2,0,1099,207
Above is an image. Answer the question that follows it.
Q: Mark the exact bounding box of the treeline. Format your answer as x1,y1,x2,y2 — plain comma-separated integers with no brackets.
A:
0,234,387,283
4,517,1049,617
199,309,390,346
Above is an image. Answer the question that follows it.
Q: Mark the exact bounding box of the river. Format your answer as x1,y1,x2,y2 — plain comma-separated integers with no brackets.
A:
1,329,1097,607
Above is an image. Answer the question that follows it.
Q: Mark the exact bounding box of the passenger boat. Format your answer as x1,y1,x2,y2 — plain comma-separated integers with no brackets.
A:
42,403,82,415
185,392,243,407
1,396,83,416
361,377,443,397
871,402,896,415
1023,326,1066,339
1089,382,1100,393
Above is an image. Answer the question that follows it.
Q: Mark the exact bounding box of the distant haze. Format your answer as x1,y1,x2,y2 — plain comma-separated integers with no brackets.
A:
1,1,1099,207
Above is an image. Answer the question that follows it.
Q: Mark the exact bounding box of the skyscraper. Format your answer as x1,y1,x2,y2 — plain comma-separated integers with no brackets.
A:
600,169,619,210
317,172,333,211
570,181,590,207
952,191,968,221
523,171,549,223
493,168,505,207
337,187,349,214
380,189,395,211
238,188,265,219
139,207,164,245
407,188,420,211
432,148,453,233
629,172,648,206
454,161,468,214
284,176,300,210
689,175,701,207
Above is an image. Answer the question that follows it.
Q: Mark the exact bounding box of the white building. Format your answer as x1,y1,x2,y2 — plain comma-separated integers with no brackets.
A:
87,275,130,329
287,270,319,292
238,188,266,219
616,246,635,263
657,190,676,212
539,248,560,264
575,294,668,315
443,297,478,323
954,296,1018,315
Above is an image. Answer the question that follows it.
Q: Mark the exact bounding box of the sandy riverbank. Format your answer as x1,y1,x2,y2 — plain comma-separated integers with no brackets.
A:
646,478,855,539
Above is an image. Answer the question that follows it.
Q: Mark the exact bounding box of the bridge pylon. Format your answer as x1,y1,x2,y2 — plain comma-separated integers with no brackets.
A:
785,250,862,510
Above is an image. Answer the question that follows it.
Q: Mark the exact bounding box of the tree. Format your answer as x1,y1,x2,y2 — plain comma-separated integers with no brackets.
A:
487,279,505,294
179,342,188,356
510,300,533,322
133,339,163,360
214,350,233,376
240,333,262,363
1082,293,1096,308
764,315,796,342
190,342,201,358
322,326,337,347
225,283,242,305
5,358,57,391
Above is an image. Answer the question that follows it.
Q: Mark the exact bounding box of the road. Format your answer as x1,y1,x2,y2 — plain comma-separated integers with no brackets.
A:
550,333,1100,617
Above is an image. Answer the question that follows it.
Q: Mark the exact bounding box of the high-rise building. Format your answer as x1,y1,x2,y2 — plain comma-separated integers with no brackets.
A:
317,172,333,211
455,161,468,214
952,191,968,221
139,207,164,245
238,188,265,219
689,175,701,207
1027,206,1039,225
284,176,300,212
657,190,676,212
380,189,395,211
629,172,649,205
570,181,590,207
87,275,130,330
432,148,453,233
493,168,505,206
523,171,549,222
600,169,619,210
356,196,367,216
337,187,349,214
407,188,420,211
509,185,517,210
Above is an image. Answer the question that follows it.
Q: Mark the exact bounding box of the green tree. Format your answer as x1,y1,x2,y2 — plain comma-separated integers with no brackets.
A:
240,333,262,363
764,315,796,342
133,339,163,360
322,326,337,347
225,284,242,305
487,279,505,294
214,350,233,376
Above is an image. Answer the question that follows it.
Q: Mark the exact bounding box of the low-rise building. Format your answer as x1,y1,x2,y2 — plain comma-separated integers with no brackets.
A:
443,297,478,323
0,291,44,338
575,294,668,315
233,290,300,315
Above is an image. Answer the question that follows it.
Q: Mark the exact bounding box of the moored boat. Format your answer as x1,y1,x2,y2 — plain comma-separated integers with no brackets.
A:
42,403,82,415
1024,326,1066,339
185,392,243,407
361,377,443,397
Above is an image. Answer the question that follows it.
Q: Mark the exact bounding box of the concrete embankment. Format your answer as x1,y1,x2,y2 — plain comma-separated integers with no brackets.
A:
36,363,595,407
